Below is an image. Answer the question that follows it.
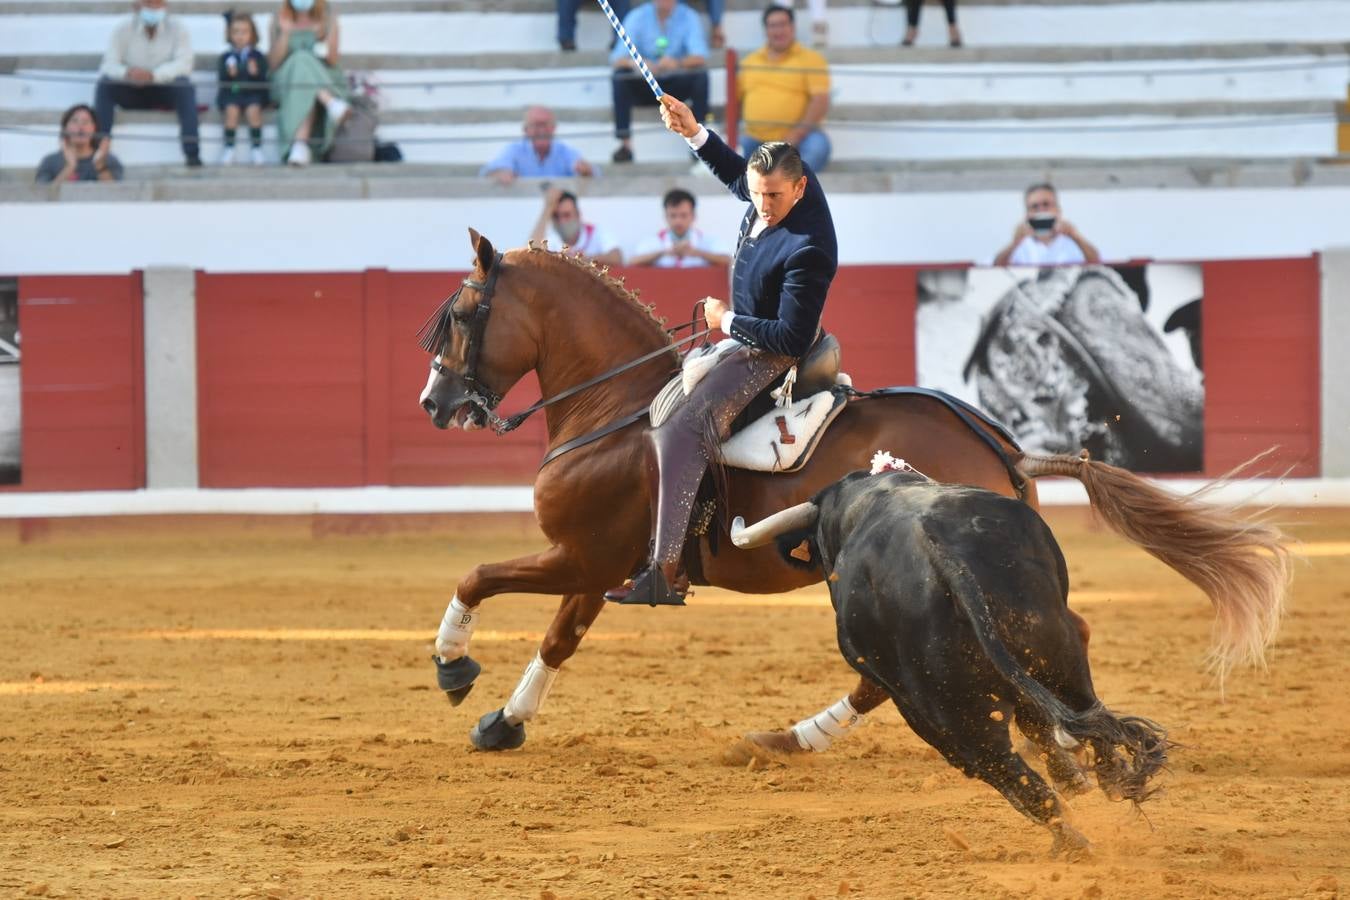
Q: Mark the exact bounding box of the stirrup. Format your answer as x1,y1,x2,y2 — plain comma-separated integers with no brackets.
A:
612,565,686,607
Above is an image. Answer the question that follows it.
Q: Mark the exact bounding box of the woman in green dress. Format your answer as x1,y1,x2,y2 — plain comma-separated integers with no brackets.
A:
268,0,351,166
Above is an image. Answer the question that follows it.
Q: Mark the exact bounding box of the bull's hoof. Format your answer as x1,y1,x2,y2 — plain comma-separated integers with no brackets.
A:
1049,823,1092,862
744,730,806,754
433,654,481,707
470,708,526,751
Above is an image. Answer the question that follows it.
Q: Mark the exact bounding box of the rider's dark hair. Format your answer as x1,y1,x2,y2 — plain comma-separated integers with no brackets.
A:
763,4,793,25
662,188,696,210
747,141,804,181
555,190,579,210
1024,182,1057,199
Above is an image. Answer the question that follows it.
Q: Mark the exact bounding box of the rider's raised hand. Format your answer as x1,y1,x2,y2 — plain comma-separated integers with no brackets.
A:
660,95,700,139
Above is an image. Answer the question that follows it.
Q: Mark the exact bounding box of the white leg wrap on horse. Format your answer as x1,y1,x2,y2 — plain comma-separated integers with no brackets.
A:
435,595,478,661
503,653,559,726
791,695,862,752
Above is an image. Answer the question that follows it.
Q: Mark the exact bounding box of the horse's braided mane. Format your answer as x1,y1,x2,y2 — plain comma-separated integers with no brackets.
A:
524,240,672,342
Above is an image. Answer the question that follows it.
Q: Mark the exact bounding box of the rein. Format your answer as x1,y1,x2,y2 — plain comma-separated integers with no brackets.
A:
418,256,711,438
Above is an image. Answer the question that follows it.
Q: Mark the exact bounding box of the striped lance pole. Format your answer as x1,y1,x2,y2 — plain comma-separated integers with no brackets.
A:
595,0,665,99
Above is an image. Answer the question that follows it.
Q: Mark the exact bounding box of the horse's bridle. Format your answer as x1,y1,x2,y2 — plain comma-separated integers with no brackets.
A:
423,252,507,427
420,253,708,439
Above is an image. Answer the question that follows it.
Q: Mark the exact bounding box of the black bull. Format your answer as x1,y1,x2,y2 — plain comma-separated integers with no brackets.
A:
732,469,1170,854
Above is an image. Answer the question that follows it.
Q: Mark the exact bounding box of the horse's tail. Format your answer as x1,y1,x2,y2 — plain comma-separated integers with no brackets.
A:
1015,450,1292,681
927,535,1170,806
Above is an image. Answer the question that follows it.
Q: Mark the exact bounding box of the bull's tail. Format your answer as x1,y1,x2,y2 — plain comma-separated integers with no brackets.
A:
1015,450,1292,682
927,536,1169,805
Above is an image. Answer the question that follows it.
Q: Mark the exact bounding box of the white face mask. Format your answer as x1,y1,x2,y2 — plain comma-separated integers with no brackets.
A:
555,219,581,245
138,6,165,26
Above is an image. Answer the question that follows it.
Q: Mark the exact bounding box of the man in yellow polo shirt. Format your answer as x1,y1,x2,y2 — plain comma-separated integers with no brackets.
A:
738,5,831,172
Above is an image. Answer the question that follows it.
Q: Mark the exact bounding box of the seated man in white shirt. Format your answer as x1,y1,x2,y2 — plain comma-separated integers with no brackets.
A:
994,183,1101,267
529,187,623,265
628,189,731,268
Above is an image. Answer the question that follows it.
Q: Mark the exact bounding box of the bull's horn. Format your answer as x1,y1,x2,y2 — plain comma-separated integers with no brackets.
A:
730,502,819,549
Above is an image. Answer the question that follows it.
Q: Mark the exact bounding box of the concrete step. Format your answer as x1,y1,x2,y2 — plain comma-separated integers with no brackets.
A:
3,109,1337,167
0,0,1259,14
5,54,1347,111
5,156,1349,204
5,41,1346,74
2,2,1347,59
2,98,1336,127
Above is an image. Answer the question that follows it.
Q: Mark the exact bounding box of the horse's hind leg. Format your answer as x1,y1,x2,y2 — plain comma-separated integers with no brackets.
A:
745,675,887,753
470,593,606,751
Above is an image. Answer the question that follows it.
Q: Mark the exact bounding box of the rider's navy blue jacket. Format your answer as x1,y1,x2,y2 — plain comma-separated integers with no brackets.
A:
695,129,838,359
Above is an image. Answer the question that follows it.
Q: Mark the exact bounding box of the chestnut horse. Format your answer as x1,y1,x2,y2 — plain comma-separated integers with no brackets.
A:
417,231,1289,753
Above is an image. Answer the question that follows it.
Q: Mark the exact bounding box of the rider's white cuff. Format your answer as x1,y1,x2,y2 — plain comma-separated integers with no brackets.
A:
721,311,736,334
685,126,709,150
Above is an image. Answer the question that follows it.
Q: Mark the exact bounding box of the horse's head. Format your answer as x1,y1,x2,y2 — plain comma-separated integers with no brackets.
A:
417,229,537,430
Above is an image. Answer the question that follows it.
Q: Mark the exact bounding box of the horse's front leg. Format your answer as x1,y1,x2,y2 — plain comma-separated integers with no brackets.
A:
469,592,608,751
433,546,588,707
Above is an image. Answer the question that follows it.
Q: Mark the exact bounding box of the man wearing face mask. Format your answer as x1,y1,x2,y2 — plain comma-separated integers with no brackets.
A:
529,187,623,265
604,92,838,607
95,0,201,167
994,182,1101,267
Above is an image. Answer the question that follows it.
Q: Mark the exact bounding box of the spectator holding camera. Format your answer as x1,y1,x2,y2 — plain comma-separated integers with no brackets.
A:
94,0,201,167
530,187,623,265
36,104,123,183
994,183,1101,266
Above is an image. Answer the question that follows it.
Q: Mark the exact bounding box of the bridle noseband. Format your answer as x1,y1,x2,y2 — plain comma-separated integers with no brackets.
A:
421,252,509,429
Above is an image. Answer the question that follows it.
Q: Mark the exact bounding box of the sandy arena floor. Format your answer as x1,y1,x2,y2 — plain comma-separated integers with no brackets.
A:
1,506,1347,899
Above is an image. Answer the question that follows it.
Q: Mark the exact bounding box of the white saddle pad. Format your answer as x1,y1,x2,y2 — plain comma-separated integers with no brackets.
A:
719,389,847,473
682,339,741,394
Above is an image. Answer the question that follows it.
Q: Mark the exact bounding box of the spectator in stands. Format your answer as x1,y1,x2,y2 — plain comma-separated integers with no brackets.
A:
557,0,628,51
609,0,709,164
530,187,623,264
629,189,730,267
217,12,269,166
481,106,597,185
268,0,353,167
703,0,727,49
94,0,201,167
739,6,831,173
36,104,123,183
994,183,1102,266
902,0,962,48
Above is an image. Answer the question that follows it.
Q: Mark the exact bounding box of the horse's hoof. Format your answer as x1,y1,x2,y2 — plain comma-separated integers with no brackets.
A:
433,654,481,707
470,708,526,751
744,730,805,754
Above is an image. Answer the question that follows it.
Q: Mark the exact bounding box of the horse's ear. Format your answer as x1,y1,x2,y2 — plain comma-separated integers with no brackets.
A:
468,228,496,274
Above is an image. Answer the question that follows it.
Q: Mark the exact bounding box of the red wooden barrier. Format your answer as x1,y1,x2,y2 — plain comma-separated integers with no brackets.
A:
196,271,369,487
1201,256,1320,477
6,257,1328,492
5,274,144,491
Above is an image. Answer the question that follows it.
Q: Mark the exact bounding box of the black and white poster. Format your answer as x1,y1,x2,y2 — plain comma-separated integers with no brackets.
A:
0,278,19,484
916,264,1204,473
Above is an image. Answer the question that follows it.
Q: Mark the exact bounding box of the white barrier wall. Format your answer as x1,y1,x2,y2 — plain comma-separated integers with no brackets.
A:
3,186,1350,275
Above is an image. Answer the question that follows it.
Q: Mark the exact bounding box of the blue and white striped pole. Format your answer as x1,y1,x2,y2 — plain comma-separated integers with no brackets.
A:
595,0,665,99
